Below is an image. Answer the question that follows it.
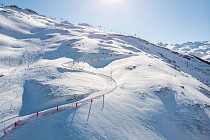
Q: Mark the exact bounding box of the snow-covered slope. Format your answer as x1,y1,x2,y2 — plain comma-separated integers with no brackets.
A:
0,5,210,140
158,41,210,61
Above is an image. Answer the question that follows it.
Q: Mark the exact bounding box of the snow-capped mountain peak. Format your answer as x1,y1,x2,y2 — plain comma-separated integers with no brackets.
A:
158,41,210,61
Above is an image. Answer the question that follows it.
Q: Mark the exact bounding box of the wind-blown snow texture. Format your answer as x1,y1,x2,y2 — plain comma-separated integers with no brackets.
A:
0,5,210,140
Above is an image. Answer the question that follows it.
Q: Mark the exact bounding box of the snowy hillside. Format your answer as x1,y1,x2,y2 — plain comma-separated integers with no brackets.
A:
0,5,210,140
158,41,210,61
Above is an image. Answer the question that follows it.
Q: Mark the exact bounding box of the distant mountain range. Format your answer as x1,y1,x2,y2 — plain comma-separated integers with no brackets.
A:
158,41,210,61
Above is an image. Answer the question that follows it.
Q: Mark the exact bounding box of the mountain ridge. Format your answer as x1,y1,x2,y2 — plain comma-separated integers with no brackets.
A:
158,41,210,62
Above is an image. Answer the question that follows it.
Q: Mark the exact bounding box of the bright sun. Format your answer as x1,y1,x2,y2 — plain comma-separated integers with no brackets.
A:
103,0,122,5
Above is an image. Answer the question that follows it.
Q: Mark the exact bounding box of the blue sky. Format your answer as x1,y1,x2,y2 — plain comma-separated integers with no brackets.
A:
1,0,210,44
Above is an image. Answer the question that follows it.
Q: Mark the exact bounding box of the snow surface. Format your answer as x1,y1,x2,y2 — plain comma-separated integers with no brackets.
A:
0,5,210,140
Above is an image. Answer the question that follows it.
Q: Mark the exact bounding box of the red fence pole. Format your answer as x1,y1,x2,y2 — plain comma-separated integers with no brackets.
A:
57,106,59,111
76,103,78,108
14,122,18,127
4,130,7,136
36,112,39,117
91,99,93,103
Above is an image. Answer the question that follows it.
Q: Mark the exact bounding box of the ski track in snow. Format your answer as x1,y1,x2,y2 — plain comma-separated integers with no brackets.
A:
0,56,119,138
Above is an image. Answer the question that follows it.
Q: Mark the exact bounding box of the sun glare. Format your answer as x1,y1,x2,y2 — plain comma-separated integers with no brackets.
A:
102,0,122,5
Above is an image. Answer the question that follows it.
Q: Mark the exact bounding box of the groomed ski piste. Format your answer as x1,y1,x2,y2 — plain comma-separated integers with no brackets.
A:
0,53,122,138
0,5,210,140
